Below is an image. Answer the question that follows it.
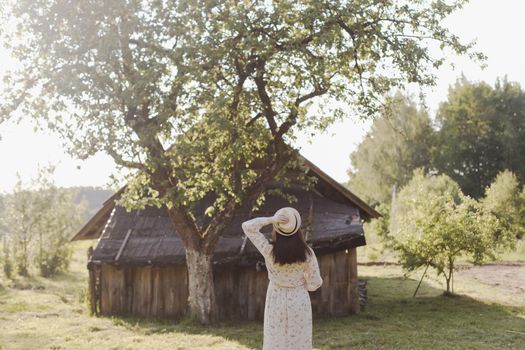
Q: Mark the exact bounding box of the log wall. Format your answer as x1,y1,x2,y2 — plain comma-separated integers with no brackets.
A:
94,248,359,319
98,264,189,318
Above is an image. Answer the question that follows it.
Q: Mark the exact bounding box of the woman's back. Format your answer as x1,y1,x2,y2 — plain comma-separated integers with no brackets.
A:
265,246,322,291
241,217,323,290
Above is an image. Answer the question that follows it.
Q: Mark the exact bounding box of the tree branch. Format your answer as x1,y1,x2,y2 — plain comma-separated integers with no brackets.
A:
245,112,264,127
338,20,366,99
105,147,148,171
275,86,328,140
254,60,278,135
202,143,297,253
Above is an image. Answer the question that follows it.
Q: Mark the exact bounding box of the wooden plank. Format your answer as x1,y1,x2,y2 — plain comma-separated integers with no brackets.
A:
123,266,133,317
95,265,102,315
231,267,241,319
161,267,172,316
176,264,188,317
88,267,97,315
255,270,268,319
114,229,132,261
334,250,347,283
131,266,141,316
99,265,110,315
328,253,336,314
107,265,114,314
112,266,125,315
318,254,331,315
214,268,229,319
151,267,163,317
143,266,152,317
238,269,249,319
247,270,256,320
348,248,359,314
334,250,348,315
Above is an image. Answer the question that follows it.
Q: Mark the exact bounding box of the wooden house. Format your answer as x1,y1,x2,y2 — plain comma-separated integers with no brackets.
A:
71,156,380,320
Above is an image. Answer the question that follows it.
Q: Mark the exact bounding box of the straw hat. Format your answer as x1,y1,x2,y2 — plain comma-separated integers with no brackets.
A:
273,207,302,236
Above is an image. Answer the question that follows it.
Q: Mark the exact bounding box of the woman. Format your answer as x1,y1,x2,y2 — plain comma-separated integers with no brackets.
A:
241,207,323,350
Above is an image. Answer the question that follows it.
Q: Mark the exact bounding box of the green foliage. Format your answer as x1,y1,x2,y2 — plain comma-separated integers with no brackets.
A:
0,0,479,216
1,178,45,276
482,170,525,239
348,93,435,206
389,170,515,293
2,237,13,279
392,168,462,218
0,166,86,278
434,77,525,198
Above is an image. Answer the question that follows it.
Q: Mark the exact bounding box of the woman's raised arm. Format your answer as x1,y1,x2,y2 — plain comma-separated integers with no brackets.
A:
241,216,275,260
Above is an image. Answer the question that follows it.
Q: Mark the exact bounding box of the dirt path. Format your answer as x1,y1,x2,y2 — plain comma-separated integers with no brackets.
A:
457,261,525,296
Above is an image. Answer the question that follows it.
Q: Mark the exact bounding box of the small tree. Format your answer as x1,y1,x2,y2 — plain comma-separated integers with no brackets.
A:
391,170,515,295
1,176,46,276
33,173,86,277
482,170,525,239
0,196,13,278
0,166,86,277
1,235,13,279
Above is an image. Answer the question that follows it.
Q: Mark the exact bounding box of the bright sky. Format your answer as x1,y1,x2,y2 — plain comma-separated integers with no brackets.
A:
1,1,525,193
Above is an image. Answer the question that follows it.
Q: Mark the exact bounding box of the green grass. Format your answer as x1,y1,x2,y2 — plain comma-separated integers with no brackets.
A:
0,241,524,350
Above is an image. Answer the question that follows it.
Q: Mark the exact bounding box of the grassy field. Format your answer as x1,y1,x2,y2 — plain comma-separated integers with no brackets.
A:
0,241,524,350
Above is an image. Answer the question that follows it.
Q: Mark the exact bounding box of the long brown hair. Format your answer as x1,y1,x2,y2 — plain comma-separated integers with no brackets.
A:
270,229,312,264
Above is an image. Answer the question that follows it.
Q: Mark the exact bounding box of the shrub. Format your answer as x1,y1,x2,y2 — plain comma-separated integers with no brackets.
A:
389,169,515,294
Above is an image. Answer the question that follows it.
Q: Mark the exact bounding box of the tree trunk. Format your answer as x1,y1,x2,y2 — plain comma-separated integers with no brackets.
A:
185,249,216,324
449,265,454,294
157,145,295,324
445,259,454,295
450,271,454,294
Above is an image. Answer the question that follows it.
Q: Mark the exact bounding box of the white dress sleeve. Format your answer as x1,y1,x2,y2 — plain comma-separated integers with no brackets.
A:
241,217,274,260
304,247,323,291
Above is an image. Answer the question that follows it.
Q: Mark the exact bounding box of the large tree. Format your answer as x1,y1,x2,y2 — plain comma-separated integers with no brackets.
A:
434,77,525,198
348,92,435,205
0,0,477,323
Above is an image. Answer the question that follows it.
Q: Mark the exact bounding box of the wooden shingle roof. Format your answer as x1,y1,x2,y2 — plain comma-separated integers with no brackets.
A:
72,155,379,243
91,186,367,266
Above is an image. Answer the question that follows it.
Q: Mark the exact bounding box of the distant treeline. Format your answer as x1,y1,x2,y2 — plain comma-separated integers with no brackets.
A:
69,186,114,222
1,186,113,224
348,77,525,205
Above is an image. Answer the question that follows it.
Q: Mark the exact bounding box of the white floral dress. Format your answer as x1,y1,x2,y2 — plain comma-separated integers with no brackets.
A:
241,217,323,350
